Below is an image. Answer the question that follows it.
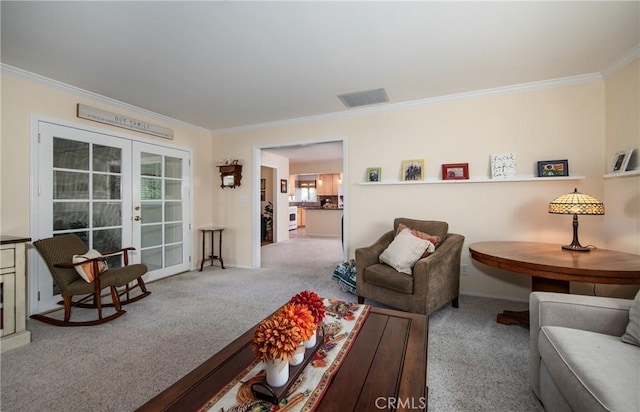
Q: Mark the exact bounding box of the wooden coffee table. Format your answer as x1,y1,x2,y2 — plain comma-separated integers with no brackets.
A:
469,241,640,326
136,306,428,412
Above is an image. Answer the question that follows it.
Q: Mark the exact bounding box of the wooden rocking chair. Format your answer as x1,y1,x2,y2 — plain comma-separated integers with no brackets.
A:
32,234,151,326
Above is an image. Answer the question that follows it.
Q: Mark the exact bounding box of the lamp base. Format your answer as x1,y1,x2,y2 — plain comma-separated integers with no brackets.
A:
562,244,591,252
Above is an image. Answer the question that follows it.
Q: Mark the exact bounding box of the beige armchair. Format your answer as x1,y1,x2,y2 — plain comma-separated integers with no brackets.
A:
355,218,464,315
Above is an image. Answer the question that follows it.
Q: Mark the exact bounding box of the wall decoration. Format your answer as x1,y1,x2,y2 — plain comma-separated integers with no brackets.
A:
77,104,174,139
260,178,266,190
401,159,424,181
442,163,469,180
537,159,569,177
609,149,634,173
366,167,381,182
490,153,516,178
280,179,288,193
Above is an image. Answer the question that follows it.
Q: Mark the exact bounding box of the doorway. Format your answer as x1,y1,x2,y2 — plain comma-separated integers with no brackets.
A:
30,119,192,314
255,138,347,269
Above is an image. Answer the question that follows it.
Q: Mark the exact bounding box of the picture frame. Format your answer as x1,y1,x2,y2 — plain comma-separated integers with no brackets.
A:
609,149,634,173
537,159,569,177
280,179,288,193
442,163,469,180
366,167,381,182
402,159,424,181
260,178,266,190
260,191,265,201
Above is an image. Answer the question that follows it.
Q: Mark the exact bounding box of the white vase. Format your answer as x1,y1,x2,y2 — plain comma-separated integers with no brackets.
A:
304,328,317,348
289,343,305,366
266,358,289,387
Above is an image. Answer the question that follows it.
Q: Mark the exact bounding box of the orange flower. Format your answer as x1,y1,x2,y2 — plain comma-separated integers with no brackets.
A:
290,290,326,324
252,315,303,360
278,303,316,341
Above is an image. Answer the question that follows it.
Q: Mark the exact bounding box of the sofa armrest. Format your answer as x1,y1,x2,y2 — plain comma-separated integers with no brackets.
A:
412,233,465,310
529,291,632,397
355,231,394,286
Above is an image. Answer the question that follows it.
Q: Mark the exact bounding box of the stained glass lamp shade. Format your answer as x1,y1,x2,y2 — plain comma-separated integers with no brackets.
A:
548,188,605,252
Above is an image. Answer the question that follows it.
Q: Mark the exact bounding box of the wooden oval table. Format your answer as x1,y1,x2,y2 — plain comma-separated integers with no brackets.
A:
469,241,640,326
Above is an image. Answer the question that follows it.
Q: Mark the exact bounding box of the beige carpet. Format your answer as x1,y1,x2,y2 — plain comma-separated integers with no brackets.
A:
0,236,542,412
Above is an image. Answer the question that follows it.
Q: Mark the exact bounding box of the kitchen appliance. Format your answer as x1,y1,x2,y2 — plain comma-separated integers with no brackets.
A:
288,206,298,230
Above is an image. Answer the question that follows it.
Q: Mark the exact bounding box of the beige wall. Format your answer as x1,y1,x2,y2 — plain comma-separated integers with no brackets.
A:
0,72,214,268
3,58,638,303
601,60,640,298
214,80,614,301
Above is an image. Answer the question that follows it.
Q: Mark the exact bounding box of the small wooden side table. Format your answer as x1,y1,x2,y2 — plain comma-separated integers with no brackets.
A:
199,227,225,271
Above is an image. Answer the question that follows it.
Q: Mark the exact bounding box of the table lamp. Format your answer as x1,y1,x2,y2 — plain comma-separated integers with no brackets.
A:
548,188,605,252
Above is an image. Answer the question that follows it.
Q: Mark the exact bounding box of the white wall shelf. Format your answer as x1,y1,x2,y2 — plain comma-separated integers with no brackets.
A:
603,169,640,179
357,175,585,185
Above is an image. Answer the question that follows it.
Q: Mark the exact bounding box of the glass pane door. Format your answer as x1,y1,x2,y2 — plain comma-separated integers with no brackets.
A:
133,142,190,282
34,122,132,312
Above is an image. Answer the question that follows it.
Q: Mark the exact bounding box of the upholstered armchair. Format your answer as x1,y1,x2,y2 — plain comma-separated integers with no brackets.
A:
355,218,464,316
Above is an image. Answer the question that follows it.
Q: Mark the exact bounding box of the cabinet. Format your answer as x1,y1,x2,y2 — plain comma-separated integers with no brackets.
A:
318,173,341,196
297,208,306,227
1,236,31,352
318,174,333,196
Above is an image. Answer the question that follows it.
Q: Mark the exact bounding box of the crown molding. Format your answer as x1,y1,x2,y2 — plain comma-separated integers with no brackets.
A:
212,72,602,135
1,63,212,135
601,44,640,79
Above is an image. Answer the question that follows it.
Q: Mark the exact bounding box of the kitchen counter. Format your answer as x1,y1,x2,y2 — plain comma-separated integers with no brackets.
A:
304,208,343,237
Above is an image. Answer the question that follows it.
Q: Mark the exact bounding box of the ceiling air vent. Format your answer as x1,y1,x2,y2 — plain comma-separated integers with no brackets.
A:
338,88,389,108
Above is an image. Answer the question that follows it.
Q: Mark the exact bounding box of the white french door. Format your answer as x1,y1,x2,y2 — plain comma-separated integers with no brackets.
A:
31,121,191,314
132,142,190,282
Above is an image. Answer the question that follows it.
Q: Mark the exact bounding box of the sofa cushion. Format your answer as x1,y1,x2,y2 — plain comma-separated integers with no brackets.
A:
622,289,640,347
379,228,432,274
364,263,413,294
539,326,640,412
396,223,440,258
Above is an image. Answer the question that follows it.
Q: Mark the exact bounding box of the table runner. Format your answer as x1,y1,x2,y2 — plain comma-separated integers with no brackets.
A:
200,299,370,412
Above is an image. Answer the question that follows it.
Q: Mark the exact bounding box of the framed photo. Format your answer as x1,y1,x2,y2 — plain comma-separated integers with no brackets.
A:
280,179,288,193
609,149,634,173
402,159,424,181
442,163,469,180
366,167,381,182
537,159,569,177
260,190,265,201
260,178,266,190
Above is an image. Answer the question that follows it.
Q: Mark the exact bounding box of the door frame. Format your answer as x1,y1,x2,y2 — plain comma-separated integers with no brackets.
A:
29,114,194,315
253,136,348,269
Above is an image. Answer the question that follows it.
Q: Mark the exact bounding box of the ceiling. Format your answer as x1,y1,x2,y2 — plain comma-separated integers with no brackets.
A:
2,1,639,138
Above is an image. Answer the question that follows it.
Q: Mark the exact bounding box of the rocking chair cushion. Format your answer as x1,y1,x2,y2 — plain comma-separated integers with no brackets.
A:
72,249,108,282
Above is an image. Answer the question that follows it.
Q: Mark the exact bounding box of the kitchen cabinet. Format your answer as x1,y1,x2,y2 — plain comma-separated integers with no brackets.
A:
318,174,333,196
333,174,341,195
297,207,306,227
318,173,342,196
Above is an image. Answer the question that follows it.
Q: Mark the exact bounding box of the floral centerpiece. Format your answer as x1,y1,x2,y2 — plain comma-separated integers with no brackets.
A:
252,314,303,387
291,290,326,323
290,290,326,347
277,303,316,365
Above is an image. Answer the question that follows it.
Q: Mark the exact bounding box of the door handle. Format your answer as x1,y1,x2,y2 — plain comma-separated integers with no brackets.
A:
134,216,142,221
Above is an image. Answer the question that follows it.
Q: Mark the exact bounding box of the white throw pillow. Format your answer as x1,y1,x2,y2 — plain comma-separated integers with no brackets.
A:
72,249,108,282
621,289,640,347
379,228,432,275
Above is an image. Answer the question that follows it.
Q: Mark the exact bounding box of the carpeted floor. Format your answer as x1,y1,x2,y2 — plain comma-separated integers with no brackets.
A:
0,236,543,411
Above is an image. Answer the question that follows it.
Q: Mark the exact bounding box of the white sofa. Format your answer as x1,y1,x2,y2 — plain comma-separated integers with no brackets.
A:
529,292,639,412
